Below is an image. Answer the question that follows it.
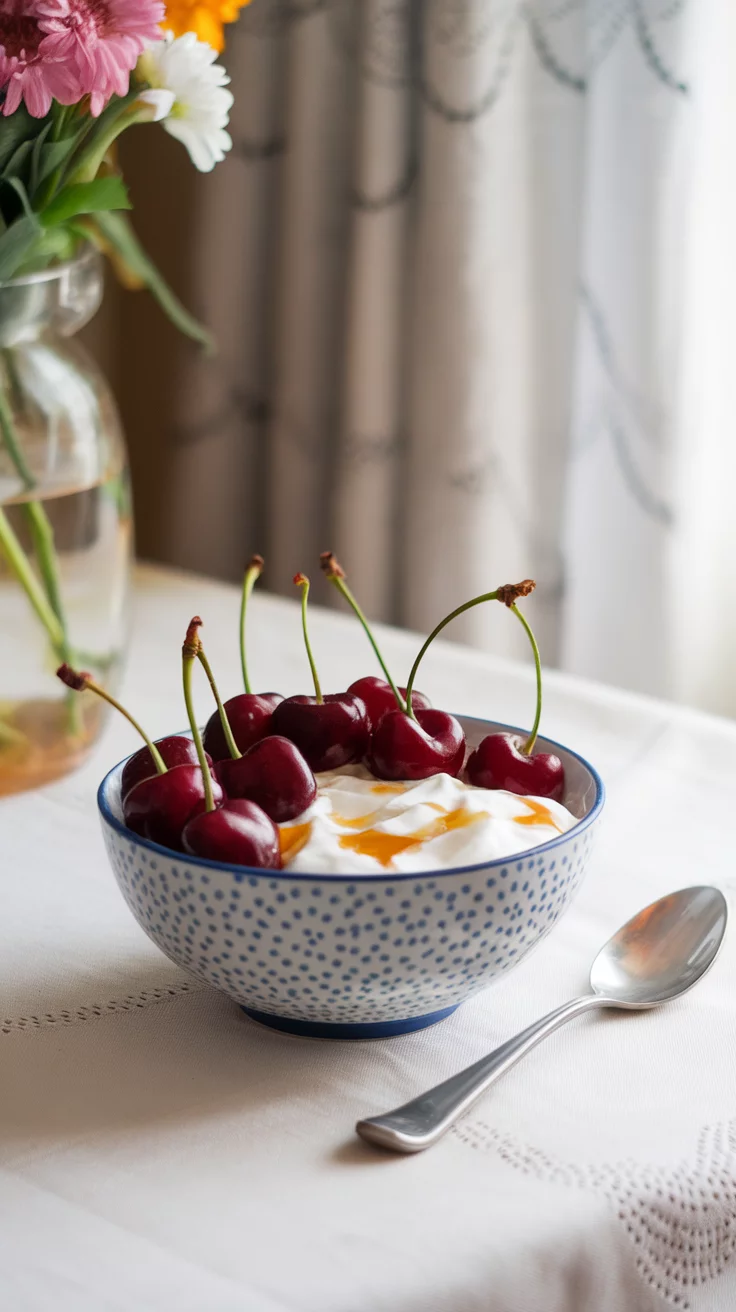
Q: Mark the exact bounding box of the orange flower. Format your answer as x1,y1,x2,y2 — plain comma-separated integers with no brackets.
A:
162,0,250,53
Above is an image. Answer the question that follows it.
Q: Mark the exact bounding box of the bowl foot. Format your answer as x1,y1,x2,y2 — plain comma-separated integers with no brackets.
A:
239,1003,459,1039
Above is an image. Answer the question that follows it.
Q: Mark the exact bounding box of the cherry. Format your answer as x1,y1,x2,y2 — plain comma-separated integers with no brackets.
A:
123,764,222,849
56,663,220,850
186,621,317,823
365,578,544,782
216,735,316,823
270,573,369,771
201,556,282,760
203,692,281,761
272,693,369,772
466,733,564,801
183,624,316,818
121,735,210,801
369,707,466,780
182,798,280,867
179,618,280,868
347,676,432,733
464,582,566,801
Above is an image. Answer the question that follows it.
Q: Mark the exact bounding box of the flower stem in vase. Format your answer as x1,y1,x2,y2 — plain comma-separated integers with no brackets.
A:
0,364,80,734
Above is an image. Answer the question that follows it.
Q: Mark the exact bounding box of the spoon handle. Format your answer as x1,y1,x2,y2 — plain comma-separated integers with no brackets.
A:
356,994,604,1153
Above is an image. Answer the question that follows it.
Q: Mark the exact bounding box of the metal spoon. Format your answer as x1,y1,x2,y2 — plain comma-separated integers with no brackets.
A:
356,885,728,1154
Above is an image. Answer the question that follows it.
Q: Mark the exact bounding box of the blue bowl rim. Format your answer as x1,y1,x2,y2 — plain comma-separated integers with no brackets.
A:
97,714,605,884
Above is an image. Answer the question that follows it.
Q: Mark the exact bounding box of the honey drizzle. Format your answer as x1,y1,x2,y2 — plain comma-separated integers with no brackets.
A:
331,800,445,831
281,796,562,871
514,797,562,832
331,811,379,830
370,783,406,795
338,807,489,869
279,821,312,862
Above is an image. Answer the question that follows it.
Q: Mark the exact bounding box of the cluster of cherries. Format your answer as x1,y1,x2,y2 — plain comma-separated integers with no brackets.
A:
59,553,565,871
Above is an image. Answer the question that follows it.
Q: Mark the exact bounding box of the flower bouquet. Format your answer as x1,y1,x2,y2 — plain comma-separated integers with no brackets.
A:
0,0,246,320
0,0,247,793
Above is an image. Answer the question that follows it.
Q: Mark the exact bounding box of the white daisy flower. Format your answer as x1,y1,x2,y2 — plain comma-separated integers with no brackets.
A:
137,32,233,173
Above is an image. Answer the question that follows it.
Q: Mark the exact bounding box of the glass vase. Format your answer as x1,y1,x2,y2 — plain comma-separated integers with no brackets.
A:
0,248,132,796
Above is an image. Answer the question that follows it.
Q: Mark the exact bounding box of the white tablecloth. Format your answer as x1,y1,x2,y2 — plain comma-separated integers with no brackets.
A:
2,564,736,1312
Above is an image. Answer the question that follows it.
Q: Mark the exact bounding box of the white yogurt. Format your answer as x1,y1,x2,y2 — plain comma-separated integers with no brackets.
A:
279,765,576,874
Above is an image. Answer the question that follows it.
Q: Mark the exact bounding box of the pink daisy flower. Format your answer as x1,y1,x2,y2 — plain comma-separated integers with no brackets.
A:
0,1,78,117
38,0,166,116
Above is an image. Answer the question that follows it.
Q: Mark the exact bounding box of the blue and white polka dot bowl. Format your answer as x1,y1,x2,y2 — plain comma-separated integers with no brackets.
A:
98,716,604,1039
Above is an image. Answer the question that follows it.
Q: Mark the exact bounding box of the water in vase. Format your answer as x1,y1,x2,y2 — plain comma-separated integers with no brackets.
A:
0,472,132,795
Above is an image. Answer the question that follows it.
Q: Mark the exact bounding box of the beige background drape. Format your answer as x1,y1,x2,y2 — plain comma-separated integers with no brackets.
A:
93,0,736,717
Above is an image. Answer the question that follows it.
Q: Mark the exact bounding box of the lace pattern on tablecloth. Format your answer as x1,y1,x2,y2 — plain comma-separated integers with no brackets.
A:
454,1119,736,1308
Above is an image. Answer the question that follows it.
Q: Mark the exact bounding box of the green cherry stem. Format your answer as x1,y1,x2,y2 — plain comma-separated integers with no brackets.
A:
319,551,406,712
191,619,241,761
403,579,538,724
182,619,215,812
509,602,543,755
239,554,263,695
294,573,322,704
56,663,166,771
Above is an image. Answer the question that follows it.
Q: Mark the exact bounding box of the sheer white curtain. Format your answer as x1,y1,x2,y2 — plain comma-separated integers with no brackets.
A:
164,0,736,717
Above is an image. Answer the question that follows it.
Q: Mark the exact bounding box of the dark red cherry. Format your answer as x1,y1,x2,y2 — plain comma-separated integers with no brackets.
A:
123,764,224,851
347,676,432,732
202,691,282,762
216,736,317,823
271,693,369,772
466,733,565,801
182,799,280,868
368,708,466,780
121,735,211,801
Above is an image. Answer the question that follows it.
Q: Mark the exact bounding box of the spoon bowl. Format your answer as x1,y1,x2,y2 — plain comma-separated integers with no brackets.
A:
590,885,728,1007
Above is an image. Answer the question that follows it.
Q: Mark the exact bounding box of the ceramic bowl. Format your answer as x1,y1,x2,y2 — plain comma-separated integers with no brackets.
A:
98,716,604,1038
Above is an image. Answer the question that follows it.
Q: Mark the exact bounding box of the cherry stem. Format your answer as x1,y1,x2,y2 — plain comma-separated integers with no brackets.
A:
403,579,537,727
404,591,500,719
510,603,543,755
239,554,263,695
196,644,241,762
56,663,166,773
181,620,215,812
320,552,406,712
294,574,322,704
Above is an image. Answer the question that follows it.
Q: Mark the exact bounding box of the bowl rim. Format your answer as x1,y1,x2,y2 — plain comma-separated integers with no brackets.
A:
97,714,605,884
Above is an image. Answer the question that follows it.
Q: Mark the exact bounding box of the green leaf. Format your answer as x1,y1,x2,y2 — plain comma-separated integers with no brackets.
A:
2,140,34,187
31,121,94,212
40,176,131,228
8,177,36,222
32,135,79,192
28,122,54,195
0,215,43,282
0,107,40,173
91,211,215,352
0,179,43,279
12,225,79,277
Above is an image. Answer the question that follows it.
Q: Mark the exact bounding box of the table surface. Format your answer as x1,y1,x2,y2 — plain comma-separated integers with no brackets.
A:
3,563,736,1312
